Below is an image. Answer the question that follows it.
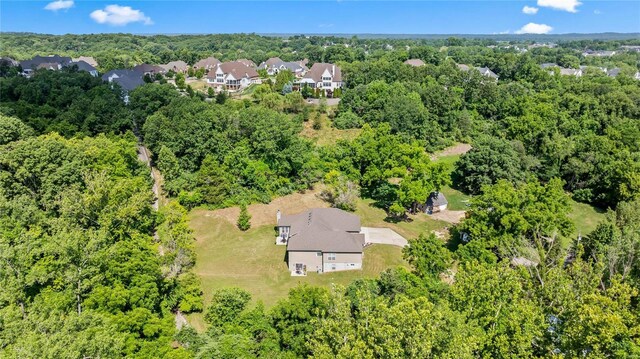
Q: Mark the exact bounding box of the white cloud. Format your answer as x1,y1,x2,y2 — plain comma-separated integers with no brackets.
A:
522,6,539,14
44,0,74,11
318,23,334,28
594,9,602,15
537,0,582,13
90,5,153,26
516,23,553,34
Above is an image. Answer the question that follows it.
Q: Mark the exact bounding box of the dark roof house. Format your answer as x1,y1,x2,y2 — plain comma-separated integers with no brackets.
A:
133,64,166,75
102,70,145,91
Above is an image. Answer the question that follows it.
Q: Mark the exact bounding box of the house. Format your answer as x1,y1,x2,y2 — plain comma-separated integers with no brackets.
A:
559,68,582,77
69,60,99,77
540,63,559,69
635,72,640,81
458,64,498,80
193,57,221,71
236,58,257,68
133,64,166,76
582,50,616,57
424,192,448,213
276,208,365,276
258,57,308,77
20,55,72,77
404,59,425,67
206,61,261,91
161,60,189,74
607,68,621,77
102,70,145,103
299,63,342,95
72,56,98,68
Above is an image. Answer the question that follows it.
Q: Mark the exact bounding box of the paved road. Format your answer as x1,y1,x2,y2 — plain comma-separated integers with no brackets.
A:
360,227,408,247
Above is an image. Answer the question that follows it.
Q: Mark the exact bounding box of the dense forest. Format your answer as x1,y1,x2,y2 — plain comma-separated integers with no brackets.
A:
0,34,639,358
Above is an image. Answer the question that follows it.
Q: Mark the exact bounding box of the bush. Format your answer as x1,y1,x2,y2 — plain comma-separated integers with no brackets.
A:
312,112,322,130
319,170,359,211
237,203,251,231
333,110,363,129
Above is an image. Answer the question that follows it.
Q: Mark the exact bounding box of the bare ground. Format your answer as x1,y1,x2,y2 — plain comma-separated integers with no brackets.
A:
431,143,472,160
429,210,466,224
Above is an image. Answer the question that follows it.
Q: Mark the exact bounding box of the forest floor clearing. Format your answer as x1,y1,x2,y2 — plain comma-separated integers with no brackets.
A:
299,114,361,146
431,143,472,160
429,210,466,224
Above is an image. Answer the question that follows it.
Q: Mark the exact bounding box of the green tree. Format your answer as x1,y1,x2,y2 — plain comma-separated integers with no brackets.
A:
204,288,252,327
237,203,251,231
403,233,453,279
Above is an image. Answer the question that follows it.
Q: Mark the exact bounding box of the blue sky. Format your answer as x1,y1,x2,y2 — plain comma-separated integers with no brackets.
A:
1,1,639,35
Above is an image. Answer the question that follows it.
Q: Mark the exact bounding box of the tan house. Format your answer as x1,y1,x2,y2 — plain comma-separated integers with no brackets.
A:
193,56,221,71
236,58,257,68
277,208,364,276
206,61,261,91
72,56,98,68
161,60,189,73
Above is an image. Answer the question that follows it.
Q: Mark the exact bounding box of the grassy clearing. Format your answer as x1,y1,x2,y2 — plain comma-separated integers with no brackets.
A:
567,200,607,238
299,114,361,146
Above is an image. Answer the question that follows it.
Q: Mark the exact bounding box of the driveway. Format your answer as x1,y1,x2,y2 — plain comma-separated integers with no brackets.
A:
361,227,408,247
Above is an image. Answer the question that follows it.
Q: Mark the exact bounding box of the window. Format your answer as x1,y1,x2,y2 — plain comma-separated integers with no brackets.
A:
316,252,322,257
322,76,331,81
328,253,336,261
322,82,331,87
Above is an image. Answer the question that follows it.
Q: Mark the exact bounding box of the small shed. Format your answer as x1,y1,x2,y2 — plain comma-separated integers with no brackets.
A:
425,192,448,213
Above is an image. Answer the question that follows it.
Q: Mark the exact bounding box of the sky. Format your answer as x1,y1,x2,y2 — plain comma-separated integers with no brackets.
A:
1,1,639,35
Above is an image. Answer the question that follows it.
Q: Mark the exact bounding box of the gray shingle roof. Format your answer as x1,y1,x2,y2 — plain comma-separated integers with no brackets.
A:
102,70,144,91
20,55,72,71
279,208,363,253
426,192,448,207
69,60,97,73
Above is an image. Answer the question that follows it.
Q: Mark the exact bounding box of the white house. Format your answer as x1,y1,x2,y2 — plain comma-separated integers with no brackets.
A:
299,63,342,94
206,61,261,91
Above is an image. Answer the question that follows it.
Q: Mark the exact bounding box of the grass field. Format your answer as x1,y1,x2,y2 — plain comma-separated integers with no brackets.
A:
187,197,412,331
299,114,361,146
567,200,607,238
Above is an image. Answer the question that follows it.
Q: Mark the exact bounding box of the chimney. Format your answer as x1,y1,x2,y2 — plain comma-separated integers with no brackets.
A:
276,209,281,223
332,64,335,74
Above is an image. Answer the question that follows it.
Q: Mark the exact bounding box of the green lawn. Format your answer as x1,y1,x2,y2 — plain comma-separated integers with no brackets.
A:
299,114,361,146
187,206,409,331
567,200,607,238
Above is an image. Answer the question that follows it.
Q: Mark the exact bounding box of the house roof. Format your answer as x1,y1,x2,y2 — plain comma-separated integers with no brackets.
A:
457,64,471,71
426,192,448,207
404,59,425,67
194,57,221,69
279,208,364,253
133,63,165,74
607,68,621,77
560,68,581,76
69,60,97,73
102,70,145,91
209,61,259,79
477,67,498,79
303,63,342,83
260,57,283,68
72,56,98,68
540,63,559,69
161,60,188,72
236,58,257,68
21,55,72,70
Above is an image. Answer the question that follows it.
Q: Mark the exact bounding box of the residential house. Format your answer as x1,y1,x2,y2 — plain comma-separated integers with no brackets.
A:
607,68,621,77
259,57,309,77
457,64,498,80
404,59,425,67
69,60,99,77
20,55,72,77
72,56,98,68
102,70,145,103
635,72,640,81
276,208,365,276
299,63,342,95
193,57,221,71
559,68,582,77
540,63,559,69
423,192,448,214
161,60,189,74
582,50,616,57
206,61,261,91
133,64,166,76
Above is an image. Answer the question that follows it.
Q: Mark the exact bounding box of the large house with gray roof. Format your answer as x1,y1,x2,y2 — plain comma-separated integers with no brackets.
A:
259,57,309,77
299,63,342,95
276,208,364,276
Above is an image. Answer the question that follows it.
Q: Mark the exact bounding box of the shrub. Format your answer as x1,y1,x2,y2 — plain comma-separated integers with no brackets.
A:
237,203,251,231
333,110,363,129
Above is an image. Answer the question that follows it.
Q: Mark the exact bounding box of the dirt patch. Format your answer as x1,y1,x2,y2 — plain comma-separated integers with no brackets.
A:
192,188,329,229
428,210,466,224
432,143,472,160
